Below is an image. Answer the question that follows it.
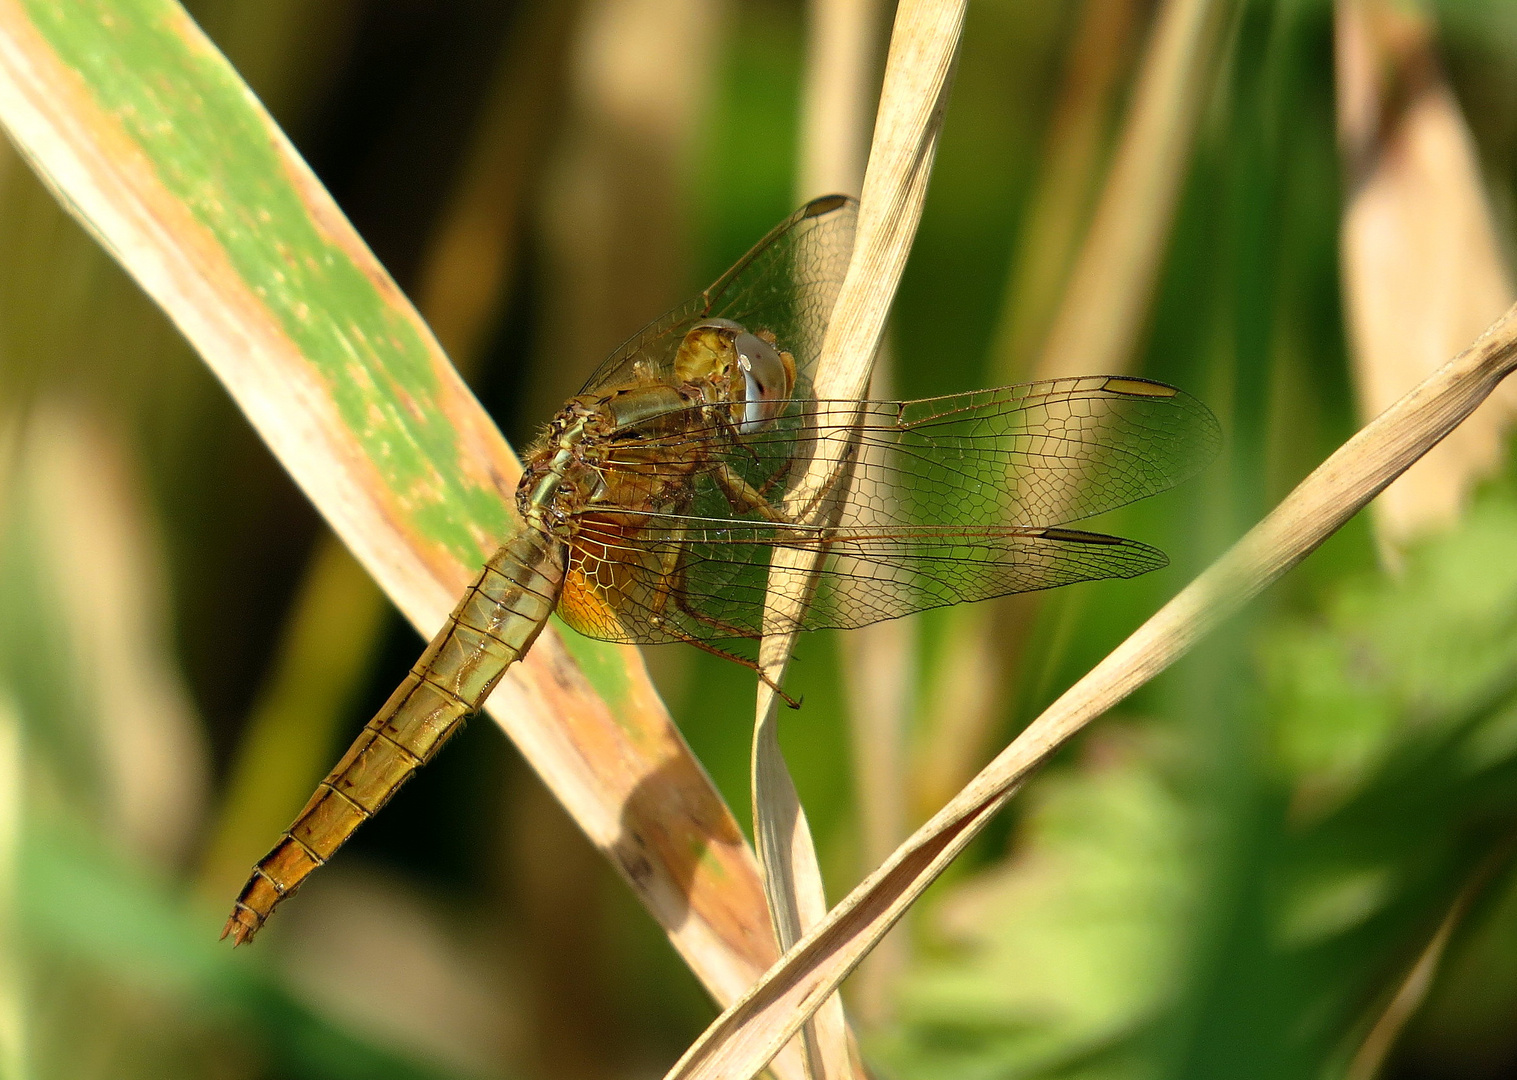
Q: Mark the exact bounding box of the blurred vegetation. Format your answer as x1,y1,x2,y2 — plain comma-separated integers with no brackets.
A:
1,0,1517,1078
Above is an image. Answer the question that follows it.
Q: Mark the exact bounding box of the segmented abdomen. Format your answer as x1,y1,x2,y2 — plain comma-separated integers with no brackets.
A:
223,529,564,945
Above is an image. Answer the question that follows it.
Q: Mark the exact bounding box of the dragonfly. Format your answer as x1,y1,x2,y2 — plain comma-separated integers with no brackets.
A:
223,194,1220,945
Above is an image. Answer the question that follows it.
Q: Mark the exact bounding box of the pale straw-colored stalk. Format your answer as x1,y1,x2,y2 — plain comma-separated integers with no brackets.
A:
1343,834,1517,1080
749,1,964,1075
1337,0,1517,566
1035,0,1227,380
1344,886,1463,1080
797,0,907,1033
663,297,1517,1080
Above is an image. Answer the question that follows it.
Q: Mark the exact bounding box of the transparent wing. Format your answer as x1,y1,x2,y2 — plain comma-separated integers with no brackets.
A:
557,516,1166,644
596,375,1222,528
578,194,857,396
555,375,1221,645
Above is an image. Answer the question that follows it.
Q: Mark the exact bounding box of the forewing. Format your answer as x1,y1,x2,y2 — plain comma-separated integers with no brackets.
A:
841,374,1222,528
610,375,1222,530
578,195,857,396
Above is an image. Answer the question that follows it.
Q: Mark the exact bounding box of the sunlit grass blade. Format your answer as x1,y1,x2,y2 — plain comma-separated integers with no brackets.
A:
0,0,789,1024
753,0,965,1073
797,0,903,1044
201,2,568,910
1337,0,1517,562
661,295,1517,1080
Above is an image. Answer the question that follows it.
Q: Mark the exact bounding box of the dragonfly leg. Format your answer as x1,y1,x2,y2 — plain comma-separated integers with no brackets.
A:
646,524,752,640
712,462,790,523
646,527,751,638
646,525,799,707
754,456,793,498
658,619,800,708
714,447,854,526
647,533,686,620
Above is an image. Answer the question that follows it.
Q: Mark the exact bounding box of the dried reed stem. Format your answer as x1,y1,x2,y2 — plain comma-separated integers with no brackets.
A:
1336,0,1517,561
749,0,963,1074
1036,0,1226,380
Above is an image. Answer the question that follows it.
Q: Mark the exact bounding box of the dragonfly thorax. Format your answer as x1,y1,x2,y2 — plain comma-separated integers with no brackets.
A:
516,318,801,540
515,401,605,537
515,386,714,540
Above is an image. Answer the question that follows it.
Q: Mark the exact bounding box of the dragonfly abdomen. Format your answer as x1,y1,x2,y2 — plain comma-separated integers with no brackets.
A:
223,529,564,945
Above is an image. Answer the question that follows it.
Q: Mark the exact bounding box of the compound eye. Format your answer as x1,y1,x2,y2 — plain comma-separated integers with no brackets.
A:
734,331,792,432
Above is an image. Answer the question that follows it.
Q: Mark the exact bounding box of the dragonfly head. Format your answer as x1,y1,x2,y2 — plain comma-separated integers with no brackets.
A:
676,319,796,434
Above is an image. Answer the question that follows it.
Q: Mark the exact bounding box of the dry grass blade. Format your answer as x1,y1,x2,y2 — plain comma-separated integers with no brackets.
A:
1344,836,1517,1079
1345,886,1465,1080
747,706,841,1080
1336,0,1517,561
796,0,883,202
664,298,1517,1080
750,0,963,1074
1036,0,1227,380
0,0,797,1037
986,0,1145,384
797,0,904,1032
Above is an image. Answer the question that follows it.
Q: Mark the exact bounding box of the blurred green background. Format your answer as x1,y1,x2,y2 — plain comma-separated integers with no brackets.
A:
3,0,1517,1077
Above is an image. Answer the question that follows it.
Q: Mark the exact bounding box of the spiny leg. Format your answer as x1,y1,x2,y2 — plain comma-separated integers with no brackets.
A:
754,455,793,499
658,618,801,709
712,448,852,529
712,462,791,523
647,528,800,708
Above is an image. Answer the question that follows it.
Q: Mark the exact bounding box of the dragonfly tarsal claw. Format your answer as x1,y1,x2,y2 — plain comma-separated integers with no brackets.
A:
757,668,800,709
